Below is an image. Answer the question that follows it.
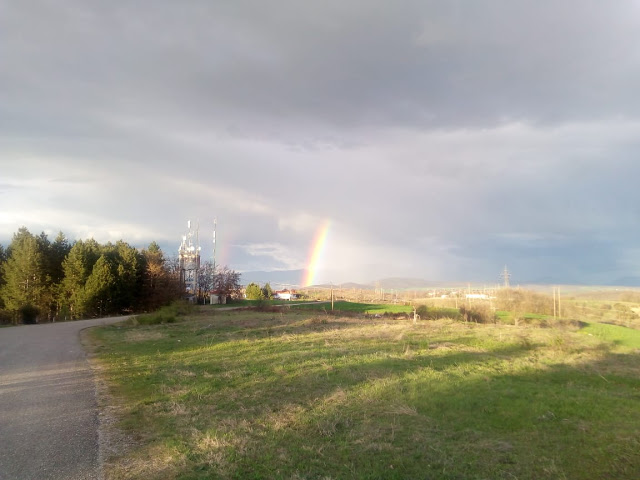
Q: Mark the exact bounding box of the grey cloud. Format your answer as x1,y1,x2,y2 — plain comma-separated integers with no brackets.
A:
5,0,640,139
3,1,640,284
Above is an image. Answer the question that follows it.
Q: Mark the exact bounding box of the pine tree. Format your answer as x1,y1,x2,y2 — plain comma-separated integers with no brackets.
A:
60,239,100,319
50,232,71,285
111,241,144,313
262,282,274,300
0,244,6,309
0,228,46,323
84,255,116,317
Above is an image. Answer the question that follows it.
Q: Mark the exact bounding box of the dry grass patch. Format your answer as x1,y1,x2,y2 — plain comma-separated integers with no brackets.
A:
106,443,187,480
124,330,166,343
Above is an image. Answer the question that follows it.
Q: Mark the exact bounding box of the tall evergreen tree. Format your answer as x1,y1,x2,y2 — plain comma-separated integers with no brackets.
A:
0,228,47,322
84,254,116,316
262,282,274,300
60,239,100,319
0,244,6,309
50,232,71,285
46,232,72,319
111,241,144,312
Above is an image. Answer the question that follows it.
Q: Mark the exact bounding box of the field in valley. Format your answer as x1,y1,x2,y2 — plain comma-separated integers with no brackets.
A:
88,302,640,480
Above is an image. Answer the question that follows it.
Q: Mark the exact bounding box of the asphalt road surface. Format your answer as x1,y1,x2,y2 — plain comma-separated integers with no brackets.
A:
0,317,127,480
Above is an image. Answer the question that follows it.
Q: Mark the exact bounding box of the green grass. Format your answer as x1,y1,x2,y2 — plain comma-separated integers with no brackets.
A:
89,311,640,480
211,299,309,308
291,300,413,314
580,321,640,349
135,302,196,325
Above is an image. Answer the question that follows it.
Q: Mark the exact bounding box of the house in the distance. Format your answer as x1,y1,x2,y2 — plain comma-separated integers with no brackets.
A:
274,289,297,301
210,290,228,304
465,293,489,300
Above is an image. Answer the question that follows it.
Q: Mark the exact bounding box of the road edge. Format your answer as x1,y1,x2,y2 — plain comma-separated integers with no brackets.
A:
80,321,135,480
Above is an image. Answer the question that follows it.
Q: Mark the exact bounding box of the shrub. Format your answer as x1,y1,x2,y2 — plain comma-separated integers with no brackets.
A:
136,311,176,325
416,305,462,320
495,289,553,316
459,304,496,324
613,303,630,312
0,309,13,325
134,301,191,325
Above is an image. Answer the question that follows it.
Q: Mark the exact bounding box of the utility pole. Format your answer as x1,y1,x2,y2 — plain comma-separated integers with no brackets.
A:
557,287,561,318
552,286,562,318
212,217,217,273
210,218,217,305
331,284,334,311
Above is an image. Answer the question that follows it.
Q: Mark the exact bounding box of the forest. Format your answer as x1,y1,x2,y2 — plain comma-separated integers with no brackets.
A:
0,227,239,324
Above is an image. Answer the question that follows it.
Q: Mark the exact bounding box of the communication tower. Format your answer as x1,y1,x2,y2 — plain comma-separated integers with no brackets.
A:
179,220,201,296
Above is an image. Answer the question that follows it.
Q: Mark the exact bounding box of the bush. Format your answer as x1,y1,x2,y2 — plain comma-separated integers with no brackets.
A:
416,305,462,321
135,302,191,325
459,304,496,324
495,289,553,316
0,309,13,325
136,311,177,325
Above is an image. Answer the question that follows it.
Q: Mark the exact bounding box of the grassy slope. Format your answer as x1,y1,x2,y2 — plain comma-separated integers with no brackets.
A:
580,321,640,349
90,311,640,480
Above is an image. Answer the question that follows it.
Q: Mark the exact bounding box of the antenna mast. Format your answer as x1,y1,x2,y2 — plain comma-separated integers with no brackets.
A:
212,217,217,273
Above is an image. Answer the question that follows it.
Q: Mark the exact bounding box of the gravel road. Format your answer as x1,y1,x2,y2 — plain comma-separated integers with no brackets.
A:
0,317,127,480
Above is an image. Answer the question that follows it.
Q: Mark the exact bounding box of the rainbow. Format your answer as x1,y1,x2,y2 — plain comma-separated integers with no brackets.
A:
302,220,330,287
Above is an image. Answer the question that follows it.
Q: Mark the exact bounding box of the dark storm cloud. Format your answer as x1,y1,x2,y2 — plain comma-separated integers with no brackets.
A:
5,0,640,135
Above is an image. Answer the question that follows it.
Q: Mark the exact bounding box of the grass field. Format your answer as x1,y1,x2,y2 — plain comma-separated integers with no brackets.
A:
580,321,640,349
212,299,310,308
88,307,640,480
290,301,413,315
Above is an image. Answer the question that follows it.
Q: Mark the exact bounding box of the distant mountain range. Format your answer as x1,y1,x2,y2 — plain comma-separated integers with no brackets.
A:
239,272,470,290
239,270,640,289
239,269,305,287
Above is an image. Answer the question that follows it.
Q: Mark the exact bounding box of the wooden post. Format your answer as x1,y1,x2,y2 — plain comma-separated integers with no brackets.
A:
557,287,561,318
331,285,334,311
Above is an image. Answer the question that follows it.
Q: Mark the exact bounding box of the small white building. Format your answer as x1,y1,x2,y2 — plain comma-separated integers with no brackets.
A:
275,290,297,301
465,294,489,300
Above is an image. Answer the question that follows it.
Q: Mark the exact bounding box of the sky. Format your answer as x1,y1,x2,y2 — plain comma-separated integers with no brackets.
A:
2,0,640,286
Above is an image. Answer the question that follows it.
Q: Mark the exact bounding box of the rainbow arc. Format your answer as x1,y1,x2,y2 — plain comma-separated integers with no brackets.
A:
301,220,330,287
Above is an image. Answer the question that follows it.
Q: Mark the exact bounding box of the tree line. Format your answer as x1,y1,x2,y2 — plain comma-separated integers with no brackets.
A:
0,227,240,324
